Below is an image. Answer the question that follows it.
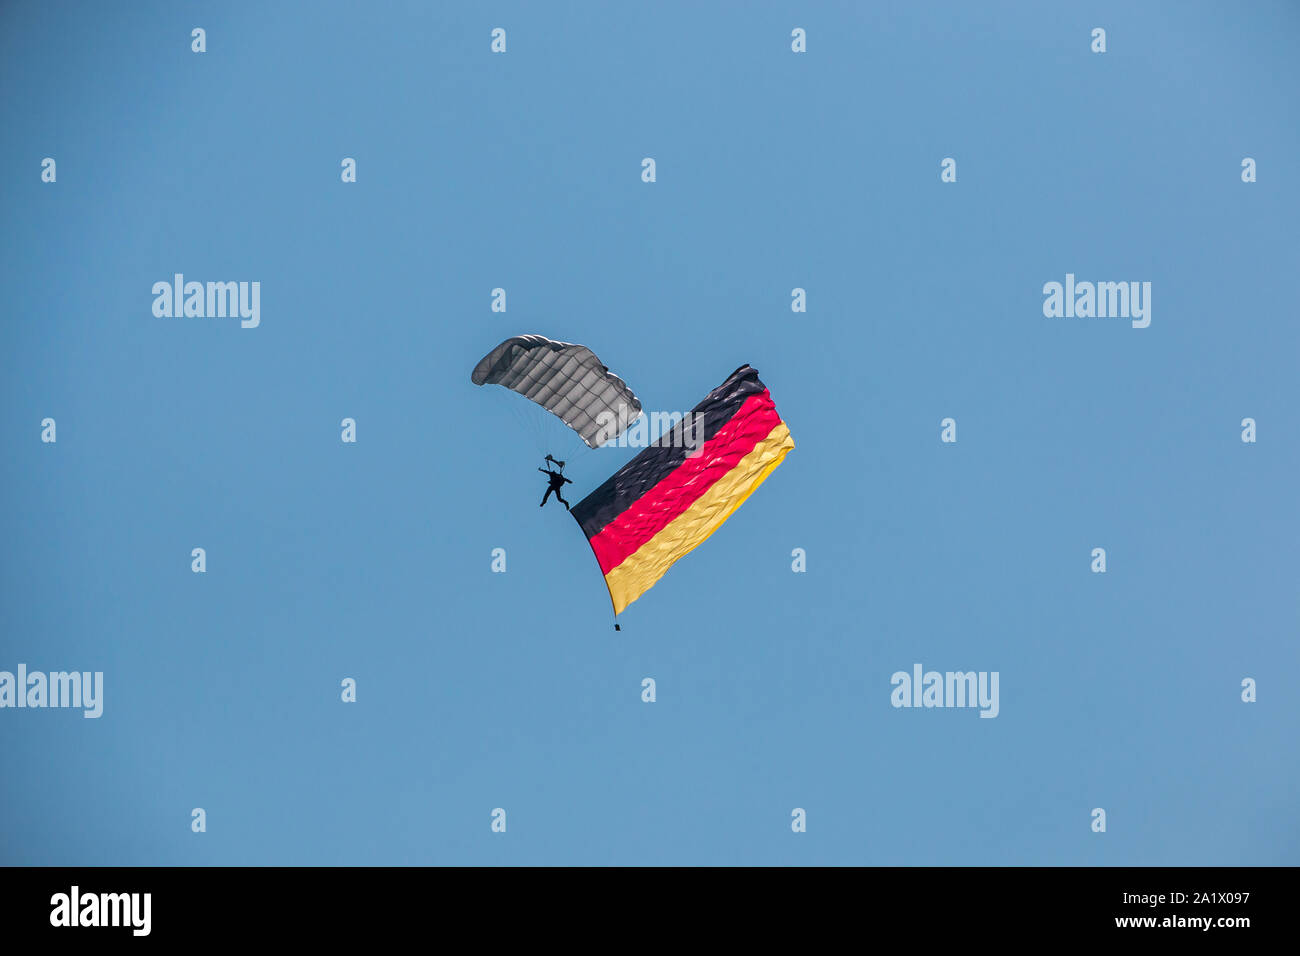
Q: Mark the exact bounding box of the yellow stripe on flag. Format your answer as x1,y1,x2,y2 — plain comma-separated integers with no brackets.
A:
603,422,794,614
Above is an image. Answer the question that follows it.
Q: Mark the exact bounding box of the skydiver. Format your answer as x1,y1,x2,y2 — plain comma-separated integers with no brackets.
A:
539,456,572,510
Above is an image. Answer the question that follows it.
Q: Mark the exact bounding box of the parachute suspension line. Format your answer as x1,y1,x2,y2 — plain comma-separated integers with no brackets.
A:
499,389,549,458
518,398,548,457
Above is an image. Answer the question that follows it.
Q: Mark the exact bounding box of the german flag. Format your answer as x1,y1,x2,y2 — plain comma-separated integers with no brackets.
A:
571,366,794,618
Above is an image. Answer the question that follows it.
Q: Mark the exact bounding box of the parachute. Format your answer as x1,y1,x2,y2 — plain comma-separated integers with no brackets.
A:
470,335,641,448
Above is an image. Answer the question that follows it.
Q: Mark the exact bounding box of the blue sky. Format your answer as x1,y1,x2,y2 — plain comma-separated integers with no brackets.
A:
1,0,1297,865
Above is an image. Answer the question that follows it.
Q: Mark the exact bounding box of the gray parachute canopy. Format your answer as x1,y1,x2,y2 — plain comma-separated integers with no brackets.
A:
470,335,642,448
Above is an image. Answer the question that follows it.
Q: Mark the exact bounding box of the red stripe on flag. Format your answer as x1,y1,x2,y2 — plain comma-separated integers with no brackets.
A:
589,392,782,574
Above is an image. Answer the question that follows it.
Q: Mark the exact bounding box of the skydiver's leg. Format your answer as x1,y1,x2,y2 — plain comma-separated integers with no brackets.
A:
556,490,570,510
541,487,553,507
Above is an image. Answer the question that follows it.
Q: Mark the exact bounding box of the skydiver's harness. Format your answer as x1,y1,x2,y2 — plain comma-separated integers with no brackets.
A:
539,456,571,493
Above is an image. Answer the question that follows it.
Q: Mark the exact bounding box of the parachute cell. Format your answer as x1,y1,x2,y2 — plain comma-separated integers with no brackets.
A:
470,335,641,448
